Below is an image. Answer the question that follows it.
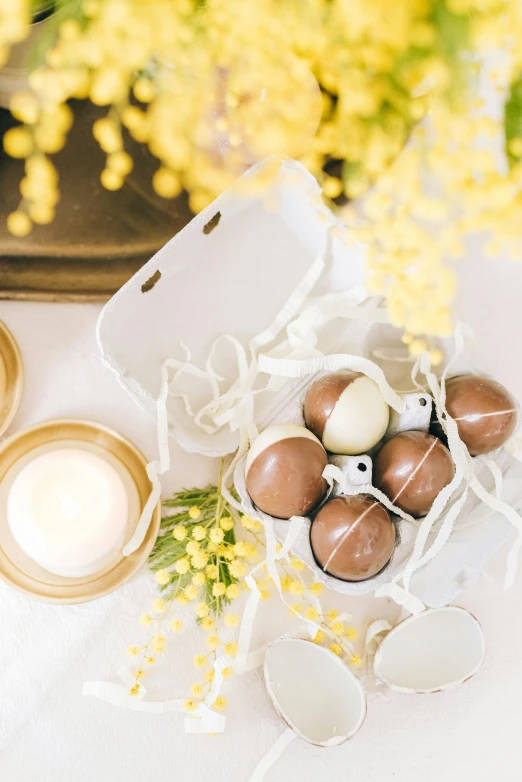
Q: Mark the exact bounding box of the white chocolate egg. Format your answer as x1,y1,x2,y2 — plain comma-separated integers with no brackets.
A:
304,371,390,455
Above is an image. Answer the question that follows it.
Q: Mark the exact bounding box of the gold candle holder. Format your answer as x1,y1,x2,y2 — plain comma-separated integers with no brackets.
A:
0,320,24,437
0,419,160,604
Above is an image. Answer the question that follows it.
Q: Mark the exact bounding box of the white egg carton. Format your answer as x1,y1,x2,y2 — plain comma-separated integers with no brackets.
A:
97,158,522,608
234,382,432,596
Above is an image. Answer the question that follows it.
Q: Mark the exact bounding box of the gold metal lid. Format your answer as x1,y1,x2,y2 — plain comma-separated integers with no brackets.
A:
0,320,24,438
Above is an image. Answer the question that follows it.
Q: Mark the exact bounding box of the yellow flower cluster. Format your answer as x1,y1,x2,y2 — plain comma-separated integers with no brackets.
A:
0,0,29,68
279,557,363,666
4,0,522,336
125,477,263,704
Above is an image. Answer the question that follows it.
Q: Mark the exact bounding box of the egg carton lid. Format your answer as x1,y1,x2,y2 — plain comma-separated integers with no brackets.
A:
97,158,377,457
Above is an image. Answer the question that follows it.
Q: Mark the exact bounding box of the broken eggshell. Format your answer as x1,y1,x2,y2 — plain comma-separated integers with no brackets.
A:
264,637,367,746
373,606,485,694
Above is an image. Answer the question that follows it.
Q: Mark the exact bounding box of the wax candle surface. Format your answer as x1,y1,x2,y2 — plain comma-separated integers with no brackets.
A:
7,448,128,577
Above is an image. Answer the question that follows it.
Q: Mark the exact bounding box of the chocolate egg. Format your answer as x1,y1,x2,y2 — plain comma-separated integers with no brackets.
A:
373,431,455,517
245,423,328,519
304,371,389,455
310,495,396,582
431,374,518,456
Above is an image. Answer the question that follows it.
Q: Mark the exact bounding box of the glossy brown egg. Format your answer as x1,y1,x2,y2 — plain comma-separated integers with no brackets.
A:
245,423,328,519
373,431,455,517
431,374,518,456
310,495,396,582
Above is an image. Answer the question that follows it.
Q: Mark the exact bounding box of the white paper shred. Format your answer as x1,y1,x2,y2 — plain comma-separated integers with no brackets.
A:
258,353,405,413
365,619,392,650
82,680,226,733
322,464,416,523
247,728,297,782
374,581,426,615
235,516,306,675
122,460,162,556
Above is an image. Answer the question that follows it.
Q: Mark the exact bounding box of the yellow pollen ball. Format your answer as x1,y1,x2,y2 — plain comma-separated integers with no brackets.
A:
10,92,39,124
100,169,123,191
3,126,34,158
210,528,224,544
107,151,133,177
28,202,55,225
92,118,122,153
134,78,155,103
34,127,65,154
7,211,32,237
322,176,343,199
189,190,213,213
173,526,187,540
152,168,182,199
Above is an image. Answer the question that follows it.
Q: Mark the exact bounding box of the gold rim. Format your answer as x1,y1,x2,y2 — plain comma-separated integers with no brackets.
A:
0,320,24,438
0,418,161,604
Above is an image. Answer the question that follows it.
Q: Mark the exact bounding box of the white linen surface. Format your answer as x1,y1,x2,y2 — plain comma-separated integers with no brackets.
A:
1,247,522,782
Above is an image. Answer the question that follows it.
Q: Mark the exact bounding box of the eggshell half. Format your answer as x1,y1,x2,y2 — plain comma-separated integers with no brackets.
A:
373,606,485,694
264,638,367,746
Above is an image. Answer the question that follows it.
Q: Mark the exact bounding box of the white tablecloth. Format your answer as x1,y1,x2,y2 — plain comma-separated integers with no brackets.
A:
1,249,522,782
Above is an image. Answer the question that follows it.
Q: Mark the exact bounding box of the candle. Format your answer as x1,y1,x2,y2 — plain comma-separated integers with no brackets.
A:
7,448,129,578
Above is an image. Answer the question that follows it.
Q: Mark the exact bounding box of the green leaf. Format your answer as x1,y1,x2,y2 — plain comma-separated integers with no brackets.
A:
148,475,242,618
431,0,470,62
505,76,522,165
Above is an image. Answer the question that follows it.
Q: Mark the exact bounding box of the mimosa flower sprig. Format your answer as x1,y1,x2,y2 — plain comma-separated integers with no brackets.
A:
124,470,363,709
149,483,256,619
125,466,264,702
4,0,522,342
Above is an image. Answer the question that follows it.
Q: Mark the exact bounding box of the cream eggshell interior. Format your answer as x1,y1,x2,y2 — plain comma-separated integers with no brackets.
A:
7,449,129,578
264,638,366,745
374,606,485,694
323,376,390,455
245,423,324,477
